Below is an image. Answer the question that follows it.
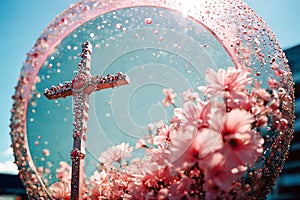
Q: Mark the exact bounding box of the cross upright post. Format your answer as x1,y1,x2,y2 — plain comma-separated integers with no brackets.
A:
44,41,130,200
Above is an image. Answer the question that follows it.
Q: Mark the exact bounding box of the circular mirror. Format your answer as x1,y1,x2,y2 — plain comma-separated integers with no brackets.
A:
10,0,294,199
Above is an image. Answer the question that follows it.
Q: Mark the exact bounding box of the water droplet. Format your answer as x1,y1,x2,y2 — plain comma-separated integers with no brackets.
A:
45,168,50,174
145,17,152,25
115,23,123,29
233,99,240,103
43,149,50,156
59,17,68,25
47,161,53,168
105,113,111,117
82,5,90,12
90,33,95,38
279,118,288,129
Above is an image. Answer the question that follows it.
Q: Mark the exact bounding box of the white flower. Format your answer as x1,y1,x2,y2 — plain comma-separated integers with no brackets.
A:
99,142,133,168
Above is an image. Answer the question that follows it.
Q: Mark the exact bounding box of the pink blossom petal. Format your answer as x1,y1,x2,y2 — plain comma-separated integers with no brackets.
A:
49,182,68,199
162,88,176,107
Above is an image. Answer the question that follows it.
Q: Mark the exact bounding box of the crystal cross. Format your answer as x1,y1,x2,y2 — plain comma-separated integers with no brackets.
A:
44,41,129,200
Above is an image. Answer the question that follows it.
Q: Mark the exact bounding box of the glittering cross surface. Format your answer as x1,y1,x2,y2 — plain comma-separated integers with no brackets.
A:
44,41,129,200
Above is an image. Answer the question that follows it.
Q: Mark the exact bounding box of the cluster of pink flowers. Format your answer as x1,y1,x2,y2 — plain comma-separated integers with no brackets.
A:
49,161,72,199
49,66,285,199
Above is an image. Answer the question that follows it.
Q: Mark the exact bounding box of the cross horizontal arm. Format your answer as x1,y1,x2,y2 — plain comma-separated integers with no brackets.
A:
43,72,130,100
94,72,130,91
44,82,73,100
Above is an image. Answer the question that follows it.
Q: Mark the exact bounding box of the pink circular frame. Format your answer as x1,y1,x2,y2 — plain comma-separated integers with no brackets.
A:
10,0,294,199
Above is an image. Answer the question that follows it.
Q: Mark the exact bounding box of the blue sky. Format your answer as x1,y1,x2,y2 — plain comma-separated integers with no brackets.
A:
0,0,300,174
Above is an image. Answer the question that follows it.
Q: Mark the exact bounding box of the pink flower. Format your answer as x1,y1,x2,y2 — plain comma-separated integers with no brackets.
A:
220,109,264,169
173,101,210,131
195,128,223,159
89,169,130,199
99,142,133,168
225,90,251,111
252,82,271,103
152,124,175,145
169,175,191,199
256,115,268,127
138,157,164,177
198,67,252,99
49,182,70,200
147,123,155,131
89,170,109,197
268,77,280,89
168,128,197,170
247,81,271,116
168,127,223,171
162,88,176,107
222,133,264,169
89,170,107,186
182,89,200,102
127,181,147,199
202,152,242,195
145,144,170,166
135,138,147,149
56,161,71,184
158,188,169,199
